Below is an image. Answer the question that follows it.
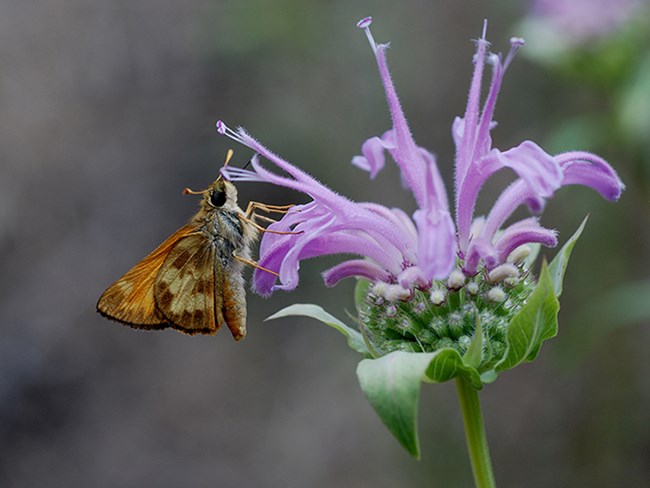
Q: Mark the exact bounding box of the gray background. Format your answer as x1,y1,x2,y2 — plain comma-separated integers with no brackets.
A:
1,1,648,487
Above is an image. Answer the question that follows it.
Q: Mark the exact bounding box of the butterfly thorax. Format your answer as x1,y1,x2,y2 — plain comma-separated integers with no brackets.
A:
194,179,258,260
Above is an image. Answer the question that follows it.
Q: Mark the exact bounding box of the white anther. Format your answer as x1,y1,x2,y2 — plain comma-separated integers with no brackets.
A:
447,269,466,290
430,289,445,306
488,263,519,284
467,282,479,295
357,16,378,53
507,245,531,264
356,16,373,29
373,282,410,301
487,286,506,303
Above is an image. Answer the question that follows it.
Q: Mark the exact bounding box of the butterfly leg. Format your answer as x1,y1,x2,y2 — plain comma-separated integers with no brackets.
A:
238,211,303,236
244,218,302,236
232,253,279,276
254,214,280,225
244,201,295,219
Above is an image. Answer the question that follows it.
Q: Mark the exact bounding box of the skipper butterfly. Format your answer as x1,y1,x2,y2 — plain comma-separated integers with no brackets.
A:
97,150,290,340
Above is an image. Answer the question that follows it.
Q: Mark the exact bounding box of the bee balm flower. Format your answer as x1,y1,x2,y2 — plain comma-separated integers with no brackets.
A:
217,18,623,355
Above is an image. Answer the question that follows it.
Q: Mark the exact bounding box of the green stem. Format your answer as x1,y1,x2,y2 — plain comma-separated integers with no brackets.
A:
455,376,497,488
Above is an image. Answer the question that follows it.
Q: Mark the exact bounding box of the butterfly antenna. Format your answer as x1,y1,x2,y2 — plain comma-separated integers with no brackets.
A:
216,148,235,181
182,187,208,196
184,149,235,195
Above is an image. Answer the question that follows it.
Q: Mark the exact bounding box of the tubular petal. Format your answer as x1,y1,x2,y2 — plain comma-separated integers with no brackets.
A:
555,151,625,201
323,259,391,287
494,218,558,263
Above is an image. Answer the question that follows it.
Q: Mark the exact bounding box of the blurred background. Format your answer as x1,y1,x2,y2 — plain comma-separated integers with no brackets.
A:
1,0,649,487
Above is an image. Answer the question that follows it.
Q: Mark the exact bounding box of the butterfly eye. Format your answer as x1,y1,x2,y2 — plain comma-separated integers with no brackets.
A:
210,189,227,207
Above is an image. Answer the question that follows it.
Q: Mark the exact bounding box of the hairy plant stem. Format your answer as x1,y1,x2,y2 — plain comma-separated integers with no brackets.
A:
455,376,497,488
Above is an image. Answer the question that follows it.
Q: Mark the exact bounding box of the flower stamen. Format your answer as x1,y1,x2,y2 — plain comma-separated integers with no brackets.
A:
356,16,378,53
504,37,525,70
220,166,267,183
216,120,247,146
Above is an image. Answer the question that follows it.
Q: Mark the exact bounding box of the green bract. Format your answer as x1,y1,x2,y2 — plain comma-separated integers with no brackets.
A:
266,218,587,458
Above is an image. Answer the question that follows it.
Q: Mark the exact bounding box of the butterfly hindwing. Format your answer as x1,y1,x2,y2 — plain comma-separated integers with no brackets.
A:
154,234,220,335
96,224,197,328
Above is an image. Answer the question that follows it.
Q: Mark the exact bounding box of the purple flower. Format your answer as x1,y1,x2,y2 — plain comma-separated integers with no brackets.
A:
527,0,644,45
217,17,624,298
216,125,422,296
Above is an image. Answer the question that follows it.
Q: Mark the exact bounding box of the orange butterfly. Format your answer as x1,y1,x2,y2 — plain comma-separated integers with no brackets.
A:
97,150,291,340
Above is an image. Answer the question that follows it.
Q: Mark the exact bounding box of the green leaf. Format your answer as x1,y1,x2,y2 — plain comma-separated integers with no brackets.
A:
494,262,559,372
548,216,588,297
423,349,482,388
484,221,586,377
463,315,483,369
354,279,371,315
266,304,369,355
356,350,481,458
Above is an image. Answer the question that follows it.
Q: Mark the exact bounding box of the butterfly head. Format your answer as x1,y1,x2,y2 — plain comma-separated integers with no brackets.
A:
205,178,238,210
184,149,241,210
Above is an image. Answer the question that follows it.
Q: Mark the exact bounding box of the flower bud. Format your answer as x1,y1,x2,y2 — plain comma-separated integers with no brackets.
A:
507,245,531,265
458,335,472,352
373,282,410,301
466,282,479,295
448,313,464,338
488,263,519,284
447,269,466,290
430,288,446,305
487,286,506,303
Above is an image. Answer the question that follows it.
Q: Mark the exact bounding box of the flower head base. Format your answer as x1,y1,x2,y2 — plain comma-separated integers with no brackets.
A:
217,17,624,358
360,253,532,364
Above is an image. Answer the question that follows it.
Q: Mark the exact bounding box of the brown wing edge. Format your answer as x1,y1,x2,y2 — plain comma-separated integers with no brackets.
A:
95,307,170,330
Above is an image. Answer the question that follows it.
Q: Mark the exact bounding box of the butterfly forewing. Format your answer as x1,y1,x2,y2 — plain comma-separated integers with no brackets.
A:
97,224,197,328
154,234,220,335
